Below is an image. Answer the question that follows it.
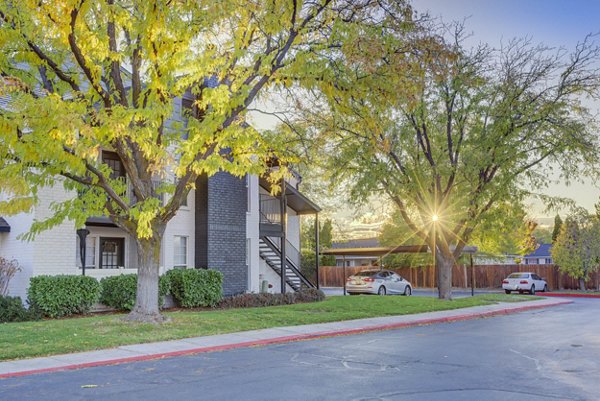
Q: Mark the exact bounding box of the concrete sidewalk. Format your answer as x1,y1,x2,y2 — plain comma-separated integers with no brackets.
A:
0,297,571,379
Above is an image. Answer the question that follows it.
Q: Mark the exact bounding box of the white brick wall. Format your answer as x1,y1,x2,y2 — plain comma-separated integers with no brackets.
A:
0,211,35,300
33,184,77,277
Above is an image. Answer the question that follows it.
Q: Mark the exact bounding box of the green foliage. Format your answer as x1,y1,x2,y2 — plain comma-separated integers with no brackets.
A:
100,274,171,311
167,269,223,308
0,295,40,323
551,213,600,288
300,217,336,274
533,227,552,245
552,214,563,243
28,275,101,318
301,217,334,250
218,288,325,309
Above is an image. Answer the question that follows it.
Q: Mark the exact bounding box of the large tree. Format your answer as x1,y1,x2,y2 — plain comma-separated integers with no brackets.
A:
0,0,366,322
285,18,600,299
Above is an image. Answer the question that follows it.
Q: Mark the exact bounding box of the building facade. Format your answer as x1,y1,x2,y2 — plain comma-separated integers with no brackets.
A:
0,169,319,300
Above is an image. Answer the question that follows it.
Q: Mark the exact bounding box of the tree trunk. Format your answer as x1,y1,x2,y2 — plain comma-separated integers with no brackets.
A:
436,252,453,300
578,277,586,291
124,232,168,323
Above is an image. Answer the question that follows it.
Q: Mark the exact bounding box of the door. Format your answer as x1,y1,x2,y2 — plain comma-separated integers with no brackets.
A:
389,272,403,294
100,237,125,269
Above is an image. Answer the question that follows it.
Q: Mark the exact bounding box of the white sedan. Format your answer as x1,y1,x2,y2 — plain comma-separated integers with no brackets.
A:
502,272,548,295
346,269,412,296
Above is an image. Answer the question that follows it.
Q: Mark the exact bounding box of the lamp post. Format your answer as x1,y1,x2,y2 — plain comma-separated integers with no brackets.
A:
76,228,90,276
431,214,438,291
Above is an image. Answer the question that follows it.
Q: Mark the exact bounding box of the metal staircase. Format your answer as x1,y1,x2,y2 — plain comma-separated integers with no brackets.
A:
259,237,315,291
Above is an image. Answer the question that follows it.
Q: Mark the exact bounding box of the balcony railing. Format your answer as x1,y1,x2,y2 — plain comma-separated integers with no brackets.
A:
260,194,281,225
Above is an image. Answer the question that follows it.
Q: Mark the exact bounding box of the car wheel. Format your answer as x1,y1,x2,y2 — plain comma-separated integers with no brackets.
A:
505,289,511,294
530,285,535,295
544,284,548,292
378,286,386,296
403,286,412,296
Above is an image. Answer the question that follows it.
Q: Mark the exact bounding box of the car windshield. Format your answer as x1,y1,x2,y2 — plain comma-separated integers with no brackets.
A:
354,271,378,277
508,273,529,279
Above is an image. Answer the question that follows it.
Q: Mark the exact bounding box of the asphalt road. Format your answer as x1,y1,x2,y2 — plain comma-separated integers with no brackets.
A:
1,298,598,401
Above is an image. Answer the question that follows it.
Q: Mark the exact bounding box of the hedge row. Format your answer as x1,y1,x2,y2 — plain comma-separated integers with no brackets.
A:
20,271,325,320
99,274,172,311
27,269,224,318
0,295,41,323
28,275,101,318
219,288,325,309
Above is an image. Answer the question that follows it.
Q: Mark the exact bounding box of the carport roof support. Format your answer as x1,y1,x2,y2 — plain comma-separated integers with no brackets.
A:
321,245,477,257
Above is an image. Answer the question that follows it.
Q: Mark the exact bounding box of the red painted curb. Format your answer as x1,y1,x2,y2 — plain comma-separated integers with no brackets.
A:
541,293,600,299
0,300,571,379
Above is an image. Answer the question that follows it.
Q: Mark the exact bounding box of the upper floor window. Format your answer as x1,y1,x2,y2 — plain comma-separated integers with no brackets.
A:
102,151,125,180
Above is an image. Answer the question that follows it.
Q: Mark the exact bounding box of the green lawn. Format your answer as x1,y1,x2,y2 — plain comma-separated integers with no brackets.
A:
0,294,537,361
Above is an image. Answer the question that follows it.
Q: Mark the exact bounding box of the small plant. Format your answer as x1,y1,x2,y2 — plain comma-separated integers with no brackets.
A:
167,268,223,308
27,275,101,318
219,288,325,309
0,295,41,323
0,257,20,296
100,274,171,311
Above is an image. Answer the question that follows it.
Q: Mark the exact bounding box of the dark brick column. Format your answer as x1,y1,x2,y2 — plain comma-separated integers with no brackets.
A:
195,172,247,296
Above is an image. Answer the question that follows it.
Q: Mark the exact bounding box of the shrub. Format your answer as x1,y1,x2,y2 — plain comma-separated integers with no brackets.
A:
0,295,40,323
28,275,101,318
219,288,325,309
100,274,171,311
167,268,223,308
0,257,20,296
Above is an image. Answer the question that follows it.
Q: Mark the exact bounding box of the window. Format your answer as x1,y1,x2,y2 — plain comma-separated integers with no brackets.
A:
99,237,125,269
76,236,96,268
174,236,188,268
545,258,552,264
102,151,125,180
180,192,188,207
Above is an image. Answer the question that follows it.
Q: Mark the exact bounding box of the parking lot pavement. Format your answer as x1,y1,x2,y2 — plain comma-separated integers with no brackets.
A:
1,298,594,401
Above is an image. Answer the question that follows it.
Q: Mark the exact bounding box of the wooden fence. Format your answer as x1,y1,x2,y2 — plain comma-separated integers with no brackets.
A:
318,264,600,290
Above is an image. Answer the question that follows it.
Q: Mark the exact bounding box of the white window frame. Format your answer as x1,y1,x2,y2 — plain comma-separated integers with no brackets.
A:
173,235,188,268
76,235,97,268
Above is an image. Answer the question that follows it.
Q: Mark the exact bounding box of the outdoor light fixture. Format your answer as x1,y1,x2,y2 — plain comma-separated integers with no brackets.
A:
76,228,90,276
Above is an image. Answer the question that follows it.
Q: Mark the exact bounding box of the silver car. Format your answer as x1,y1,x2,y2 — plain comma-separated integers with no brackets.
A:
346,269,412,296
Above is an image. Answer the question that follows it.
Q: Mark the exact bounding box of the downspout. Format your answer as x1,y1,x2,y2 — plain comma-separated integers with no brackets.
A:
315,213,320,289
280,180,287,294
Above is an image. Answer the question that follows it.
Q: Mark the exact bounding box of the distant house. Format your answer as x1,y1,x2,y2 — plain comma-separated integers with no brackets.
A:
331,238,380,267
474,253,520,265
522,243,553,265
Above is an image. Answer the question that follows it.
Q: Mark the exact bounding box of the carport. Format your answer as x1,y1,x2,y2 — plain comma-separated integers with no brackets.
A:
320,244,478,295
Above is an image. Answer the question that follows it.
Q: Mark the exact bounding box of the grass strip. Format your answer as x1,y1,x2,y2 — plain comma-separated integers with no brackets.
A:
0,294,538,361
